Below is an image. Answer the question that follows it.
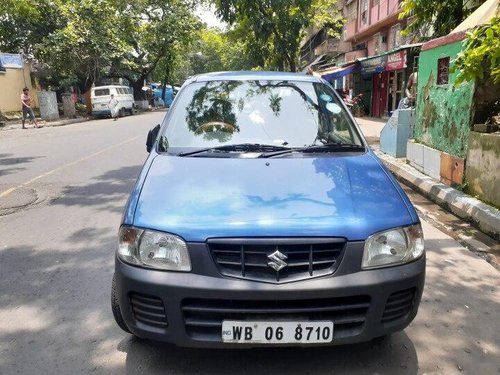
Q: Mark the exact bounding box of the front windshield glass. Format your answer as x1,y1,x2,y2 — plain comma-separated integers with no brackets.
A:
162,79,363,151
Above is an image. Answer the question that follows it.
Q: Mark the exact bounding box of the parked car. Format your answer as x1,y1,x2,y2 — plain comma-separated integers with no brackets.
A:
91,85,135,118
149,83,180,107
112,71,425,348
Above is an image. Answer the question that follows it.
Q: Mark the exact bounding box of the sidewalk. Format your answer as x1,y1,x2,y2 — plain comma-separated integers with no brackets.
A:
355,116,500,243
0,107,168,131
0,116,90,131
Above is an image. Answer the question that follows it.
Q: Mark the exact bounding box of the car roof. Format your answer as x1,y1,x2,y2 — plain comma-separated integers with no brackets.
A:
188,71,324,84
92,85,130,89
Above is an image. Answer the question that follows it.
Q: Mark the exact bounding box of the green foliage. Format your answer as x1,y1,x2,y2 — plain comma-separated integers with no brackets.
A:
452,15,500,85
400,0,483,38
211,0,343,71
0,0,63,54
0,0,200,97
36,0,127,91
178,27,259,79
108,0,200,97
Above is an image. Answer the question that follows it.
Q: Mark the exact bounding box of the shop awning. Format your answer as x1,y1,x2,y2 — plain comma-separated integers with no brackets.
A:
359,43,422,74
320,63,359,81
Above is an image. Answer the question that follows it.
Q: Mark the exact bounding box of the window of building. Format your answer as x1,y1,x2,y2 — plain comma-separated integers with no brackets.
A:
437,57,450,85
361,0,369,25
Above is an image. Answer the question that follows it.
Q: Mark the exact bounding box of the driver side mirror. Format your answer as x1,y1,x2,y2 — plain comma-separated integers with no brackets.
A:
146,124,161,153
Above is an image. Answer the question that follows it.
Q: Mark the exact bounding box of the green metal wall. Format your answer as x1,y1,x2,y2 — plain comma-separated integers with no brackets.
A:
414,40,475,158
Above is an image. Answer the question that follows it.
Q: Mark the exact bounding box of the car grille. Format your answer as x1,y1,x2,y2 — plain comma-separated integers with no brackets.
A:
182,296,370,342
208,238,346,283
382,288,416,324
129,293,168,330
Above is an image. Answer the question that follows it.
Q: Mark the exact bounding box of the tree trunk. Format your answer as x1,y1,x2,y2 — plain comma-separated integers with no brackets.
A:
133,78,146,101
161,68,169,102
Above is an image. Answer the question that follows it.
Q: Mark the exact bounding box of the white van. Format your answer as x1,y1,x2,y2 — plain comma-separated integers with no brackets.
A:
91,85,135,117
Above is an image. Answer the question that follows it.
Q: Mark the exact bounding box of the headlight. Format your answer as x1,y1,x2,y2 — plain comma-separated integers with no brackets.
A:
362,224,424,269
117,226,191,271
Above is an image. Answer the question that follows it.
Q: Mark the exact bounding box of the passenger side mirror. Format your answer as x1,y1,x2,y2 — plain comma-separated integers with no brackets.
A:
146,124,161,153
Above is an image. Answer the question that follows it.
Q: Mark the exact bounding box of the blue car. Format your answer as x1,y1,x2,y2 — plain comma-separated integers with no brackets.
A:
150,83,178,106
112,71,425,347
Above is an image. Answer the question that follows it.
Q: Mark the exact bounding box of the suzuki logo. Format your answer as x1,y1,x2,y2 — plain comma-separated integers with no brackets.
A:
267,250,288,271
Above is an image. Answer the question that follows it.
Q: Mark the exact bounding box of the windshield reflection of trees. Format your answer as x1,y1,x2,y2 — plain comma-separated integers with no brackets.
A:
183,80,355,145
185,81,242,143
184,80,323,144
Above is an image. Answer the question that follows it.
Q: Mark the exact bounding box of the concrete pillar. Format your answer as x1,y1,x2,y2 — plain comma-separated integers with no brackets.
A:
36,90,59,121
62,93,76,118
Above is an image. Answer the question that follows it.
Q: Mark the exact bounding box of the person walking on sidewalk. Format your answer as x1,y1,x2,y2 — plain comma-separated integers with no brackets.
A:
109,94,120,121
21,87,39,129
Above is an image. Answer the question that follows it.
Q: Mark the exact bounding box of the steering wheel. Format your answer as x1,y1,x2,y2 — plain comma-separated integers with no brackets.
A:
194,121,236,134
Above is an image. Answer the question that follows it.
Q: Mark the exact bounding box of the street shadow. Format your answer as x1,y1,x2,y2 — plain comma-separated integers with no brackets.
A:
119,332,418,375
51,165,143,213
403,237,500,373
0,235,119,373
0,153,44,177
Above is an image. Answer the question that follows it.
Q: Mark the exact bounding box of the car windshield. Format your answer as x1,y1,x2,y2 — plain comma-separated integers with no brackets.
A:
162,79,363,154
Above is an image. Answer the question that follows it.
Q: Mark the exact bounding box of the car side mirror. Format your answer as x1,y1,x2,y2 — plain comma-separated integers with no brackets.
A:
146,124,161,153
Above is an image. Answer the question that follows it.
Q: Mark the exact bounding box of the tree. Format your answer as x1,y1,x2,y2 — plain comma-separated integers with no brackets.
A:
211,0,343,72
107,0,201,99
400,0,486,39
36,0,128,93
452,15,500,85
1,0,200,98
0,0,62,55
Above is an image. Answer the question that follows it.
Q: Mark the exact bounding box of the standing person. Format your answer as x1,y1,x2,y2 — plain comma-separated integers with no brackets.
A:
109,94,119,121
405,72,418,107
21,87,39,129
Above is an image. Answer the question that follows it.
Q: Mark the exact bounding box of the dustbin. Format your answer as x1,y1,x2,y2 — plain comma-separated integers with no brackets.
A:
380,109,415,158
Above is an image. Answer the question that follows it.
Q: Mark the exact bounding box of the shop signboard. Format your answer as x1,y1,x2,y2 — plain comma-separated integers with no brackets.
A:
385,50,407,71
360,56,385,74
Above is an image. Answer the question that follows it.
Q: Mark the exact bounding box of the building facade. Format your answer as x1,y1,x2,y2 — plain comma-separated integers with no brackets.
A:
301,0,421,118
0,53,38,113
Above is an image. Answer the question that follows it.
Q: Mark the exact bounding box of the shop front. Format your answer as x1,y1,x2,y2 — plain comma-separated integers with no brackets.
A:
386,50,408,114
360,56,387,118
359,46,420,118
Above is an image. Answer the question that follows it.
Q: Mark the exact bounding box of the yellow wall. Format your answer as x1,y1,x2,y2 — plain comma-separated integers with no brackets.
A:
0,62,38,113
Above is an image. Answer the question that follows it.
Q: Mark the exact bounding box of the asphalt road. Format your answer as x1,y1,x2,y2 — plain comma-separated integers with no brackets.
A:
0,113,499,374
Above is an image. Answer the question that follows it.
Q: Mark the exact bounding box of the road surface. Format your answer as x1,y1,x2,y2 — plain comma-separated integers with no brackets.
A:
0,113,498,374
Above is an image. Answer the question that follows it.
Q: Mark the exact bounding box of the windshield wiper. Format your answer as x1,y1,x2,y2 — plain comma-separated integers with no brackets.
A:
300,143,366,153
177,143,291,157
259,142,365,158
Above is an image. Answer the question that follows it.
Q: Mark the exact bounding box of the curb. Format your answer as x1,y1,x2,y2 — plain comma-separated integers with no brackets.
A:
375,150,500,241
0,117,89,131
0,108,167,131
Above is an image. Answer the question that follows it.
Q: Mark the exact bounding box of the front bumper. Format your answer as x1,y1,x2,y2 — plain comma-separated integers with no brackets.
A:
92,109,111,117
115,242,425,348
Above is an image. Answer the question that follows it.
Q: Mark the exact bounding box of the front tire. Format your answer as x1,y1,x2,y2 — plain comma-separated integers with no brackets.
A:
111,274,131,333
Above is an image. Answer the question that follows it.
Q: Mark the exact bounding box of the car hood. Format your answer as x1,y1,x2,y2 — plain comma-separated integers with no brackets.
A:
132,153,414,241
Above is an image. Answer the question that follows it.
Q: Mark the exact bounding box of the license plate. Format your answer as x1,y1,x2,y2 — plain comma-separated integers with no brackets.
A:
222,321,333,344
100,104,106,107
